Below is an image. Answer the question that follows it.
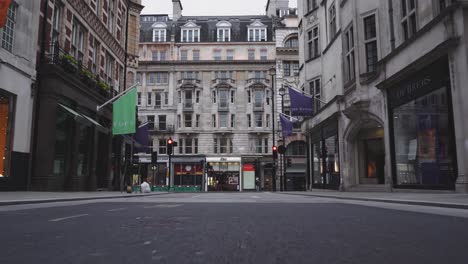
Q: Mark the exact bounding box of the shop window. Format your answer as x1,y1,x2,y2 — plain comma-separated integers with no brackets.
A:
0,93,13,177
52,105,72,180
392,87,456,187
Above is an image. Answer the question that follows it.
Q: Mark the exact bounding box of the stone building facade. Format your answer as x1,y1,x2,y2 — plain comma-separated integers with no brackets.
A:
137,0,277,191
298,0,468,192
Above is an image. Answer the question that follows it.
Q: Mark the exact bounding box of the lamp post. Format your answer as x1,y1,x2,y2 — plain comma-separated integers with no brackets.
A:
278,85,286,192
268,67,277,192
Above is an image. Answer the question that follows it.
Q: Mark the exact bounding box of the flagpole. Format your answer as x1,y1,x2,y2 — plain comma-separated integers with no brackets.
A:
284,84,327,105
96,82,139,111
279,112,301,122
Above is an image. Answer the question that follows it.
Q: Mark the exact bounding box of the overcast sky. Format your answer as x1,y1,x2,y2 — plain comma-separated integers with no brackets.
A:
141,0,297,16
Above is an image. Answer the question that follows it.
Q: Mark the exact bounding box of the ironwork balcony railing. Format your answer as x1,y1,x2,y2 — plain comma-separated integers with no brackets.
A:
212,78,236,85
44,42,112,98
178,79,201,86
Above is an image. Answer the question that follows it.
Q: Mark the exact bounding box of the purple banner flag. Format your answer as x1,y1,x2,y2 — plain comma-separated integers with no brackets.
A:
134,122,150,153
280,114,293,138
288,88,314,116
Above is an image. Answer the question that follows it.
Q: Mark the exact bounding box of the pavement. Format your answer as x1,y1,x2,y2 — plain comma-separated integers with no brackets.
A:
2,189,468,209
281,190,468,209
0,191,169,206
1,192,468,264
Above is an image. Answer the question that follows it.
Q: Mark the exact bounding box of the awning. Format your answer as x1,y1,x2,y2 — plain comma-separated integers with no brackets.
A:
286,164,306,174
59,103,109,133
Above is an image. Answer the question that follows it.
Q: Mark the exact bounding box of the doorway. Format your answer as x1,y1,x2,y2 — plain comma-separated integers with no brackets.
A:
364,138,385,184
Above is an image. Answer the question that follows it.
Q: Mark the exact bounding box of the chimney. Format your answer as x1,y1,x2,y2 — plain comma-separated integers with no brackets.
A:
172,0,183,21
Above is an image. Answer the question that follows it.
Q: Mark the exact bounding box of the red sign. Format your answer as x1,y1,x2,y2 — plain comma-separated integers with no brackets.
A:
243,164,255,172
0,0,12,28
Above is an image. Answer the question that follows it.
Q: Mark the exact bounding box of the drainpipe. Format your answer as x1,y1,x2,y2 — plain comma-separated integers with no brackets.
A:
28,0,50,191
387,0,395,50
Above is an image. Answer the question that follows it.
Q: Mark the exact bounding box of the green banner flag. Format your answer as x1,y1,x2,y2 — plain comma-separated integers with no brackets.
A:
112,88,137,135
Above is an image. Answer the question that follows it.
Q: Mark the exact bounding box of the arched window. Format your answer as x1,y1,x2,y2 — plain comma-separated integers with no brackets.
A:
286,141,306,156
284,37,298,48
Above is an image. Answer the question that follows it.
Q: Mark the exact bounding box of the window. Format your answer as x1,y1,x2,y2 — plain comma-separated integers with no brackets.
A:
401,0,417,41
179,140,183,154
153,29,166,42
159,139,167,154
248,28,267,41
220,138,229,153
105,53,114,83
217,28,231,42
71,20,85,61
196,114,200,127
219,113,228,128
147,116,155,130
266,90,270,105
136,73,142,84
158,115,166,130
181,28,200,42
364,15,378,73
178,91,181,103
247,114,252,127
160,51,166,61
310,78,321,113
266,114,270,128
137,92,141,105
254,112,263,127
164,92,169,105
184,90,192,108
329,3,337,40
307,26,320,59
95,0,101,15
108,0,115,34
193,50,200,61
177,115,181,128
344,25,355,83
231,114,235,127
307,0,318,11
185,138,193,154
254,90,264,108
284,37,298,48
196,91,200,103
231,91,235,103
247,90,251,103
184,114,192,128
213,138,218,154
147,72,169,84
293,62,299,76
212,90,217,103
256,139,263,153
194,139,198,154
51,5,62,44
152,51,158,61
91,39,100,73
284,62,291,77
264,138,269,153
226,50,234,60
155,92,162,109
219,90,228,108
214,49,222,60
248,49,255,60
181,50,188,61
260,49,267,60
212,114,216,128
147,92,152,106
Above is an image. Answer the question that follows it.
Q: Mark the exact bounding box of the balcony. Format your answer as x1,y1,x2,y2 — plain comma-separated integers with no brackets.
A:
183,101,194,111
246,78,270,86
178,79,201,88
149,124,175,134
43,42,112,99
212,78,236,87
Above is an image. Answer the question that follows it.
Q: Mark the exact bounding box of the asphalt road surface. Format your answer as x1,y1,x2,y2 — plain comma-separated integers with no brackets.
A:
1,192,468,264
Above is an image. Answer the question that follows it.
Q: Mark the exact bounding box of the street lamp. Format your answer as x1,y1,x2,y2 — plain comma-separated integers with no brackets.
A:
268,67,277,192
278,85,286,192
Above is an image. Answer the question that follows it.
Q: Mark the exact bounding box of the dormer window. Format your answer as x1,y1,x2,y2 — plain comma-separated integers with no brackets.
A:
247,20,267,42
181,21,200,42
152,22,167,42
216,21,232,42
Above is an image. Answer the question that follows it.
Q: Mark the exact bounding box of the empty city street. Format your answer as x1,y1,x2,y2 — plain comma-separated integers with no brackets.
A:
1,192,468,264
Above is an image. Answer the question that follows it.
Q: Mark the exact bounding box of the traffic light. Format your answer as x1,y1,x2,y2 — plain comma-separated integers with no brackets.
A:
151,151,158,164
272,145,278,160
167,137,174,155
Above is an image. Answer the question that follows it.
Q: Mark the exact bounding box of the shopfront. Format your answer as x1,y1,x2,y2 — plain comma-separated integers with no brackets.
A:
171,156,205,191
309,117,341,190
387,57,457,189
0,90,14,182
206,157,241,192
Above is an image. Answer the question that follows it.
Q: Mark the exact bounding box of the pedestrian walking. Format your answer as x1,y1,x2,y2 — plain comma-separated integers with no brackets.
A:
255,177,260,192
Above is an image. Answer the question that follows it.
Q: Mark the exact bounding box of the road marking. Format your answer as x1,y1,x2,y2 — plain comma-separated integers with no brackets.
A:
143,204,182,208
191,195,201,198
108,207,127,212
251,196,260,199
49,214,89,222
